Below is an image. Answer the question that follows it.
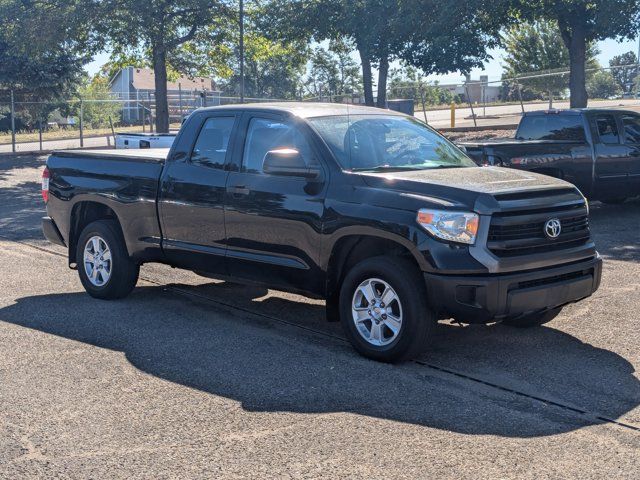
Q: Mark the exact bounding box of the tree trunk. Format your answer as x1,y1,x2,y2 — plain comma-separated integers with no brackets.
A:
152,44,170,133
358,46,374,106
560,21,588,109
376,56,389,108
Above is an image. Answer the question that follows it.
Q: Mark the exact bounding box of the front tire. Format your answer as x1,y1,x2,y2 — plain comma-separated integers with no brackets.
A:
339,256,435,363
76,219,139,300
501,307,562,328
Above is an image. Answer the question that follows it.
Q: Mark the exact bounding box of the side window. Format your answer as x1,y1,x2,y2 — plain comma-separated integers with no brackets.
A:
242,117,315,174
595,114,620,144
190,116,235,168
622,115,640,144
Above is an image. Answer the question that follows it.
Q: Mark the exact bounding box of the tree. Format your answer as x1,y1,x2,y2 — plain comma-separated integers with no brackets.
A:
587,69,622,98
501,20,598,99
305,41,360,99
76,76,123,128
609,51,639,93
101,0,230,132
0,0,96,99
262,0,508,108
220,33,309,99
520,1,640,108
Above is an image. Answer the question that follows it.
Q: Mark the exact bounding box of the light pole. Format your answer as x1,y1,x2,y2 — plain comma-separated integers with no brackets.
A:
239,0,245,103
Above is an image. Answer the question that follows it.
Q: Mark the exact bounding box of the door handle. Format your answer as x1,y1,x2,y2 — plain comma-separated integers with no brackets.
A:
228,185,250,196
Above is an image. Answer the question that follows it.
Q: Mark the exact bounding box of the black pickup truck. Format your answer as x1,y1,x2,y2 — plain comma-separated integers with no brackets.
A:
460,109,640,203
42,103,602,362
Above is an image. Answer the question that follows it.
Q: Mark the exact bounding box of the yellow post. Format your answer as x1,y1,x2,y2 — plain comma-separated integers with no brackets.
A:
450,102,456,128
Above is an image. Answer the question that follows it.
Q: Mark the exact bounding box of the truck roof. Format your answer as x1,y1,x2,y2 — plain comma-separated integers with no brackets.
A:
195,102,405,119
523,108,633,117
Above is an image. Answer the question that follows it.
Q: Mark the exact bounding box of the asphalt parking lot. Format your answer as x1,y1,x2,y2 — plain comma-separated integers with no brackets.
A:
0,153,639,479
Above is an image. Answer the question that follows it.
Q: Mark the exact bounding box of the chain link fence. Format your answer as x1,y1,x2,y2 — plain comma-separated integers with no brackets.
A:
3,64,640,152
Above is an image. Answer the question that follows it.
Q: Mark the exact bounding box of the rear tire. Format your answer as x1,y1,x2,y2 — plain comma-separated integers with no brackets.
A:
501,307,562,328
76,219,139,300
339,256,435,363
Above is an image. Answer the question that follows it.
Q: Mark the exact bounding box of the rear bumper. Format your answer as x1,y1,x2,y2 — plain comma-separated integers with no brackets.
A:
424,255,602,323
42,216,66,247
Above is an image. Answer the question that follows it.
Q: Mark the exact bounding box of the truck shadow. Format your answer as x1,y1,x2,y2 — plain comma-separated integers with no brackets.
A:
1,284,638,438
589,198,640,263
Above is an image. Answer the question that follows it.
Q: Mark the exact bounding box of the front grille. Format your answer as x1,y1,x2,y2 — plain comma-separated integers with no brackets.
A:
488,203,591,257
516,269,592,290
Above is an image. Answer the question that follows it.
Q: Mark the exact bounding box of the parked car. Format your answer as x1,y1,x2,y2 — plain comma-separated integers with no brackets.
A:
41,103,602,362
459,109,640,203
115,132,176,149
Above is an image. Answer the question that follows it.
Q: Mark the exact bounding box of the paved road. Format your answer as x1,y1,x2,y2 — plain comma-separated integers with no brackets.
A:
419,98,640,128
0,153,639,478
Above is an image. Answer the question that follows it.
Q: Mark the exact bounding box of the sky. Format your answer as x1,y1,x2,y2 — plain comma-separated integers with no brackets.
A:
84,38,639,87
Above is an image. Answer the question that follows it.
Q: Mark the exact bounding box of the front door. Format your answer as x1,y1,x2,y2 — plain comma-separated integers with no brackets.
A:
159,113,238,273
224,113,328,296
620,112,640,194
592,113,631,200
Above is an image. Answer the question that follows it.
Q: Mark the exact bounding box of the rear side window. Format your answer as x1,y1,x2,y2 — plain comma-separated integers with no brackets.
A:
190,116,235,168
516,115,585,141
595,114,620,144
622,115,640,144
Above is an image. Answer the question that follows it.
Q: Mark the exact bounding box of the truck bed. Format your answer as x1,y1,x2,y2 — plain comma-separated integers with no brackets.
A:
53,148,170,162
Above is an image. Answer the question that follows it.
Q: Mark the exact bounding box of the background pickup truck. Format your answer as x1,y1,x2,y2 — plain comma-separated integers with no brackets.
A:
42,103,602,362
460,109,640,203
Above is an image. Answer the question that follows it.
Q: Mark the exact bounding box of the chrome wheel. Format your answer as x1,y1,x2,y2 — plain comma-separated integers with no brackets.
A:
83,235,112,287
351,278,403,346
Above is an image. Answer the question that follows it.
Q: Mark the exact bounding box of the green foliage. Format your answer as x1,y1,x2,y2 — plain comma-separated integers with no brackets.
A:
587,70,622,99
515,0,640,107
305,40,361,99
609,51,639,93
387,66,455,106
501,20,598,99
0,0,97,99
76,77,122,128
220,33,309,99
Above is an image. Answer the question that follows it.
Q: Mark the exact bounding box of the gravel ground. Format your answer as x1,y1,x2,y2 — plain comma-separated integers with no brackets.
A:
444,129,516,143
0,153,638,479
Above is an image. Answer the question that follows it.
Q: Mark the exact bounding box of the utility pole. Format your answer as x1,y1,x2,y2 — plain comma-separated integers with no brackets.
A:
239,0,245,103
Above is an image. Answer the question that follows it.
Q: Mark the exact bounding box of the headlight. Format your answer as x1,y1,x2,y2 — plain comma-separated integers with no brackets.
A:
417,209,479,245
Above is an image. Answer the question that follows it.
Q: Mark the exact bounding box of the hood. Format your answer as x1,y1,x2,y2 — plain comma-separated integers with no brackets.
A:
356,167,576,212
360,166,571,195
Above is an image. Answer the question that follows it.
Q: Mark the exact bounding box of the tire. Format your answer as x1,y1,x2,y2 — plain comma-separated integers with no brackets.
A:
76,219,139,300
339,256,435,363
501,307,562,328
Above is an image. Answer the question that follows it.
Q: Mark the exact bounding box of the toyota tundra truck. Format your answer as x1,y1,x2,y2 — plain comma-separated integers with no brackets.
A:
41,103,602,362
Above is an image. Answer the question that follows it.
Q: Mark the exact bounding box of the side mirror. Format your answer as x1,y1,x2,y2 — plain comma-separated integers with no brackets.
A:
262,148,321,179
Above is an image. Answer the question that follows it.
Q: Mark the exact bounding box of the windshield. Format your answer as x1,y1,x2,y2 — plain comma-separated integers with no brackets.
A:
307,114,475,171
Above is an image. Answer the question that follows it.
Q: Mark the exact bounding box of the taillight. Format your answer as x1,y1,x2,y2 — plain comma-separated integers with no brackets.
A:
41,167,50,203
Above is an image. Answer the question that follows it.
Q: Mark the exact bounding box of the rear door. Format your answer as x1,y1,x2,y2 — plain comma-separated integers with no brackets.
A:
591,112,631,200
159,112,239,273
223,112,328,296
620,112,640,193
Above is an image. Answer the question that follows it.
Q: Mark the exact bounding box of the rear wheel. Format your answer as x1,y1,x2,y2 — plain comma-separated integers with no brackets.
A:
501,307,562,328
339,256,435,362
76,220,139,299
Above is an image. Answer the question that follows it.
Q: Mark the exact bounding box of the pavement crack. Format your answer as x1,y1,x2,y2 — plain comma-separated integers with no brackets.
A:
4,235,639,435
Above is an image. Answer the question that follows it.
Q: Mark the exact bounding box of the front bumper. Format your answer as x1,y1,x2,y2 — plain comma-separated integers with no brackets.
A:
424,255,602,323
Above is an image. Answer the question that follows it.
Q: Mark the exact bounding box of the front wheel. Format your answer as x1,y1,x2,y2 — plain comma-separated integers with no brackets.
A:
501,307,562,328
339,256,435,363
76,219,139,300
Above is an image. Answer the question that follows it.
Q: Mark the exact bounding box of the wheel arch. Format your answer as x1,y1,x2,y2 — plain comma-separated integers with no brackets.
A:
325,229,427,299
68,200,126,266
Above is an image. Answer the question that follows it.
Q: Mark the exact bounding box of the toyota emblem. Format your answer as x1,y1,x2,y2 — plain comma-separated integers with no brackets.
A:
544,218,562,239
